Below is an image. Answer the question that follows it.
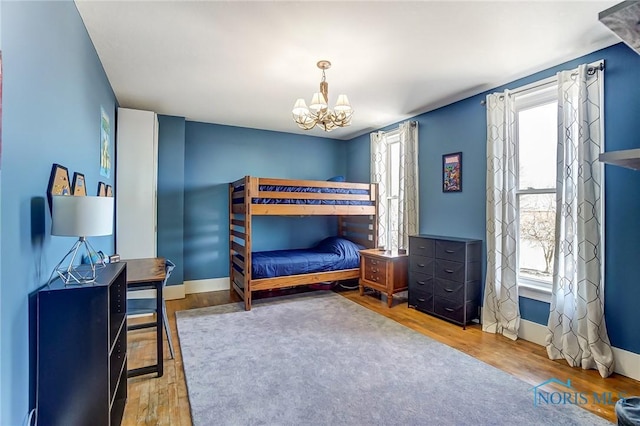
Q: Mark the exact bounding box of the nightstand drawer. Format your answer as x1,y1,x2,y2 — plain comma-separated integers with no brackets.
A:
363,256,388,277
435,240,466,262
434,278,464,301
435,259,465,282
409,289,434,312
408,272,433,294
409,237,434,258
409,255,434,275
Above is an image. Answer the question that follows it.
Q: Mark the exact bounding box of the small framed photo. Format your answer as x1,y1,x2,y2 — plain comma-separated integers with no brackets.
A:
443,152,462,192
105,184,113,197
71,172,87,196
97,181,106,197
47,163,71,213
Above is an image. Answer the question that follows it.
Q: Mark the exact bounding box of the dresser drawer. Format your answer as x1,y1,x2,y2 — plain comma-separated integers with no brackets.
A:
435,259,465,283
409,289,434,313
408,272,433,294
435,240,466,262
433,296,477,325
433,278,464,301
409,255,434,275
409,237,434,258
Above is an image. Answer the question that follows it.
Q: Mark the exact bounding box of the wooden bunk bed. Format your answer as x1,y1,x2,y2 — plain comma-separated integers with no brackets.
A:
229,176,378,310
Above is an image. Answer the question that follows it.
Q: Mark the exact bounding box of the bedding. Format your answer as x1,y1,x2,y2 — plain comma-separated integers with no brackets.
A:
249,237,362,279
233,184,373,205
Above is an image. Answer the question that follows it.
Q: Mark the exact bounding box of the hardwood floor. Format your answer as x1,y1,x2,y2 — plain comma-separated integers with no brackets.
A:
123,288,640,425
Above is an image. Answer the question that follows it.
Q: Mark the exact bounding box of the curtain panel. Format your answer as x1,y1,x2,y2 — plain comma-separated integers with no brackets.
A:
482,91,521,340
545,62,614,378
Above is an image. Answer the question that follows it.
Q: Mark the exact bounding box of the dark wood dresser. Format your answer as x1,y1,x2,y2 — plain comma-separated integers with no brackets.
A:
408,235,482,327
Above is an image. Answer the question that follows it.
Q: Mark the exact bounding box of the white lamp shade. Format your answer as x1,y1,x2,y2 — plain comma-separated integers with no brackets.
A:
309,92,327,111
292,99,309,116
52,195,114,237
334,94,352,112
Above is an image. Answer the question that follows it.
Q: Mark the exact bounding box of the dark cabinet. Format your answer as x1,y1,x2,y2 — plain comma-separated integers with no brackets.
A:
36,262,127,426
408,235,481,327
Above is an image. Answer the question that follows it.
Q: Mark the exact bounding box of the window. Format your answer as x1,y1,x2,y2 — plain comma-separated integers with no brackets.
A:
371,121,418,251
385,131,401,250
514,84,557,297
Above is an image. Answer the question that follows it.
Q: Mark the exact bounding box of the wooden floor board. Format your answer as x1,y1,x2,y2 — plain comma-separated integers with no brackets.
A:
121,288,639,425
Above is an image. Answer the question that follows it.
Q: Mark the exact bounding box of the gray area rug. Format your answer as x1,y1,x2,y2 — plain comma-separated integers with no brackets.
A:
176,291,610,425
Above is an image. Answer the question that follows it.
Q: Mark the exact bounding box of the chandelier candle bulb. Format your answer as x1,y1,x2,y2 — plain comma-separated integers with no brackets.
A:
292,60,353,132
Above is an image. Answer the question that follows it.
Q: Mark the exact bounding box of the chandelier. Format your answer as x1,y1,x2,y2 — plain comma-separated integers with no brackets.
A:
292,60,353,132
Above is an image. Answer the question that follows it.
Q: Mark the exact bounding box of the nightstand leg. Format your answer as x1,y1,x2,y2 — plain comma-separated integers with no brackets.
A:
359,283,364,296
387,294,393,308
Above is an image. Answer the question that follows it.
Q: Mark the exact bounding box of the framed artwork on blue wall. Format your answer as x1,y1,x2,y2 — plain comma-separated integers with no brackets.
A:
71,172,86,196
47,163,71,214
443,152,462,192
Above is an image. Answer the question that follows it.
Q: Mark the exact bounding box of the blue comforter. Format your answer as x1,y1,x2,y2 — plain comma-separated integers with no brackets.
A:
250,237,362,279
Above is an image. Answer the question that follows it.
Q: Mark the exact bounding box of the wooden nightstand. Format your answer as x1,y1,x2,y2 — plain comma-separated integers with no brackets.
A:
359,249,408,307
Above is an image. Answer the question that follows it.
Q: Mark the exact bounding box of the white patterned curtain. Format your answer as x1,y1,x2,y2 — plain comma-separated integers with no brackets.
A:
370,121,419,250
545,62,614,378
483,91,521,340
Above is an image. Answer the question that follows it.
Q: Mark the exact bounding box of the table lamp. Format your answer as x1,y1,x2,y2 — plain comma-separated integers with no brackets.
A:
51,195,114,284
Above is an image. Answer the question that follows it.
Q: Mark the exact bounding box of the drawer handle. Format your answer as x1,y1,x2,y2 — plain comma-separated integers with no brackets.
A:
370,276,378,282
444,288,454,292
419,246,425,249
371,260,378,265
417,280,426,285
418,298,426,302
418,263,425,268
445,269,454,273
445,249,455,254
444,307,454,312
372,268,378,273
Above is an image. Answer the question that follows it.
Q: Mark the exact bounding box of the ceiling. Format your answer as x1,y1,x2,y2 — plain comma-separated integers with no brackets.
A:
75,1,622,141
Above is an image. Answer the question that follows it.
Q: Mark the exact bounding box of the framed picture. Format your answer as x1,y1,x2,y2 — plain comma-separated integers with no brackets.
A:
47,163,71,213
97,181,106,197
105,184,113,197
71,172,87,196
442,152,462,192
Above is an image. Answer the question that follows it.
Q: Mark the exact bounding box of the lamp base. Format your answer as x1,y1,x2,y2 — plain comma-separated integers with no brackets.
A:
54,237,106,285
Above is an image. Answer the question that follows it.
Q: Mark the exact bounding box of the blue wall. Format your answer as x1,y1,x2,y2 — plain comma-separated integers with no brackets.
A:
157,115,186,285
0,2,116,423
346,42,640,355
182,122,346,281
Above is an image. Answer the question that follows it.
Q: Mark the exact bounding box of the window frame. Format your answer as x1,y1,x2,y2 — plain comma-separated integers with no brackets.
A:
513,83,557,303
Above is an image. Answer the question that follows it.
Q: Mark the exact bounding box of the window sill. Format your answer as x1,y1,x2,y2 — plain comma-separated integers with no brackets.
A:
518,282,552,304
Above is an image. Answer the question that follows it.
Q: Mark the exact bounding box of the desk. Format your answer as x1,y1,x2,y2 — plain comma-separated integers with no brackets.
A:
124,257,165,378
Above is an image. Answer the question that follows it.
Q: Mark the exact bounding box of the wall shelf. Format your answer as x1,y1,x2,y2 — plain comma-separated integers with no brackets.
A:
599,148,640,170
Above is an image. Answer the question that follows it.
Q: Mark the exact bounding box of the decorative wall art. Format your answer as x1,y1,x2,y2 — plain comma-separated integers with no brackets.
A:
100,106,111,178
71,172,87,196
105,185,113,197
47,163,71,213
97,181,106,197
442,152,462,192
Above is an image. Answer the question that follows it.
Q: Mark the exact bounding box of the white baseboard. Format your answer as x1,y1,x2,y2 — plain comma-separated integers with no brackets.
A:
519,319,640,381
128,277,229,301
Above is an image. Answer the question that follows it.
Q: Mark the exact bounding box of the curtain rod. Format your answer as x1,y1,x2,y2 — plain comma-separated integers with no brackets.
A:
480,61,605,106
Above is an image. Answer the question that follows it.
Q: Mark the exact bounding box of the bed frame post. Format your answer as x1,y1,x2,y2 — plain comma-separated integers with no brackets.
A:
244,176,253,310
229,183,234,294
